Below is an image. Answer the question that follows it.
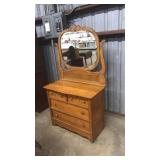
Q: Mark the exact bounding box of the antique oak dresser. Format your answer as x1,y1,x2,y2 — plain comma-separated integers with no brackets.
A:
44,25,106,142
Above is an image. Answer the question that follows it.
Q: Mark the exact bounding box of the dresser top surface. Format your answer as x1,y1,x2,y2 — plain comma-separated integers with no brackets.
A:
44,80,105,99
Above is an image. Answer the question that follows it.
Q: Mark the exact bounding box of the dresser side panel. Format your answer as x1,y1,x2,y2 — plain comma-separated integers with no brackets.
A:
91,90,105,140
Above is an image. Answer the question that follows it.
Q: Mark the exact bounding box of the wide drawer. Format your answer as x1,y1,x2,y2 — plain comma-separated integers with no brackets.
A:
54,118,91,139
48,91,67,102
68,95,90,109
52,110,90,132
51,100,90,121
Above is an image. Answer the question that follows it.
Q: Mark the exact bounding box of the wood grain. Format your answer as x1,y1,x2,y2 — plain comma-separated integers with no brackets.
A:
44,80,104,99
52,110,90,133
91,90,105,140
68,95,90,109
54,119,91,139
51,100,90,121
48,91,67,102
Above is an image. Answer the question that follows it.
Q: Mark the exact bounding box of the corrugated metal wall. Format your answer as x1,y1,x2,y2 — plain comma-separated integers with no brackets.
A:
57,4,85,12
103,38,125,114
68,6,125,31
39,4,125,115
35,4,85,18
40,41,59,82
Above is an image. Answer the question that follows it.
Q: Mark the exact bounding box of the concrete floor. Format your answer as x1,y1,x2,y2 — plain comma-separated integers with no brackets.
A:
35,108,125,156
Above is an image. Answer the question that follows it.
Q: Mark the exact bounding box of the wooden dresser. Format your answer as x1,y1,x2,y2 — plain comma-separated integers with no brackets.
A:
44,25,106,142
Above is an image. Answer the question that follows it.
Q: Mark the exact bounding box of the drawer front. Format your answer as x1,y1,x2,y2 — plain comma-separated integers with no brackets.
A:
51,100,89,121
54,119,91,140
68,95,90,109
48,91,67,102
52,110,90,132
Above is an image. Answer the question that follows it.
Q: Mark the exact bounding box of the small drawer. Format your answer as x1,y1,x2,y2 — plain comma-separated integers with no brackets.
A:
52,110,90,132
48,91,67,102
51,100,90,121
68,95,90,109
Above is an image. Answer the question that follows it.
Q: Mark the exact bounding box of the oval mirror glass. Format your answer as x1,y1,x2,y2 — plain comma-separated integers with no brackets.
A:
61,31,98,69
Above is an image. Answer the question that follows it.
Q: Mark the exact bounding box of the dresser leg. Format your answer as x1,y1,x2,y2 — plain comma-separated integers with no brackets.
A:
51,118,56,126
49,108,55,126
89,137,94,143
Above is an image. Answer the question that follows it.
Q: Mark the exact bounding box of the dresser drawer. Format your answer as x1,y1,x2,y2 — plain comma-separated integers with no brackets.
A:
68,95,90,109
51,100,89,121
48,91,67,102
52,110,90,132
54,119,91,140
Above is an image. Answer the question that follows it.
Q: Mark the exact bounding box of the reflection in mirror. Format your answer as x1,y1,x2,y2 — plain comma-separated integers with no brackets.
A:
61,31,97,68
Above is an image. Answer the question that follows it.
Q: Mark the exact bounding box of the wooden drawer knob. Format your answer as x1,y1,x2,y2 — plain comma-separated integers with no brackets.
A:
55,114,59,118
81,111,85,115
50,92,54,96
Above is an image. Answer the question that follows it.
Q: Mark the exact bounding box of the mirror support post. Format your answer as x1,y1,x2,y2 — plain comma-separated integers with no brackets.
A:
55,42,63,79
99,40,106,85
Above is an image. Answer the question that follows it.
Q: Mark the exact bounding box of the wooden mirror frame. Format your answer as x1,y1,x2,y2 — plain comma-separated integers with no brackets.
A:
56,25,106,86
